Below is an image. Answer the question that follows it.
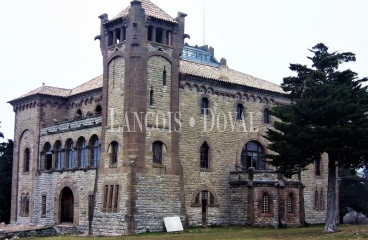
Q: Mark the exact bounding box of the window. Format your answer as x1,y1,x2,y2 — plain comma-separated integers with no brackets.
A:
90,136,100,167
264,108,270,124
24,148,30,172
262,193,270,213
240,141,265,170
95,105,102,115
66,140,75,169
201,98,209,115
236,104,244,120
315,187,324,210
163,66,167,85
315,159,321,176
200,142,209,169
76,109,82,118
155,28,163,43
110,141,119,166
44,142,52,170
315,190,319,209
78,138,87,168
152,141,163,164
41,195,46,218
54,141,63,170
88,195,94,220
150,87,154,108
103,185,119,213
20,193,30,217
193,190,216,206
287,193,293,213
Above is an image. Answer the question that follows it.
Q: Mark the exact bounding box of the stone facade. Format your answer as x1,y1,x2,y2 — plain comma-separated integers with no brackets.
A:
8,0,334,236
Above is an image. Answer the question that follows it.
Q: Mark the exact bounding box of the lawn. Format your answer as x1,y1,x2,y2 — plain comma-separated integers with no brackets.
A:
28,225,368,240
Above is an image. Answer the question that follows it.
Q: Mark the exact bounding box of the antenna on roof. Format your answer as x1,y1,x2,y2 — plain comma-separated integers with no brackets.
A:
203,3,205,46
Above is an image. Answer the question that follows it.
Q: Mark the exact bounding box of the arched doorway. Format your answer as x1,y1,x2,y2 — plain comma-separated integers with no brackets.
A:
60,187,74,223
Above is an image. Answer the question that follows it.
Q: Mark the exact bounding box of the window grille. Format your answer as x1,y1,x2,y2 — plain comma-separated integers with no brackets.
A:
287,194,293,213
262,194,270,213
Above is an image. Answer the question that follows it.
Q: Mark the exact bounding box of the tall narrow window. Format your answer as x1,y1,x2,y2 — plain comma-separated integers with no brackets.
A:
287,193,293,213
200,142,209,169
67,140,75,169
110,141,118,166
54,141,63,170
78,138,87,168
91,136,100,167
25,193,30,217
236,104,244,120
315,159,321,176
241,141,265,170
315,190,319,209
24,148,30,173
262,193,270,213
320,189,323,210
163,66,167,85
201,98,209,115
152,141,163,164
150,87,154,108
41,195,46,218
113,185,119,213
44,142,52,170
264,108,270,124
88,195,94,220
108,185,113,212
103,185,108,211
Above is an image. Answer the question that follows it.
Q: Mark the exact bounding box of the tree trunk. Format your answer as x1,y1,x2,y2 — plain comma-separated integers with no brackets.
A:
323,152,338,233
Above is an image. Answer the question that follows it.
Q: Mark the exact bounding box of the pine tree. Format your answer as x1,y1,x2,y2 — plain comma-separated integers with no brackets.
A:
264,43,368,232
0,139,13,223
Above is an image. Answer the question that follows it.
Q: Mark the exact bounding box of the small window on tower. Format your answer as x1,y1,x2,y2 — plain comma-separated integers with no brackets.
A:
163,66,167,85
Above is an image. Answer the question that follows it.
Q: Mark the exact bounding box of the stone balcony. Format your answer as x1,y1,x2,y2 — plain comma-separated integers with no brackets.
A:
230,168,302,187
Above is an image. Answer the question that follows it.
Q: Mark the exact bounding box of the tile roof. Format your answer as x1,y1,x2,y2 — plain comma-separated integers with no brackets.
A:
109,0,177,23
179,60,284,94
70,75,103,96
9,75,103,103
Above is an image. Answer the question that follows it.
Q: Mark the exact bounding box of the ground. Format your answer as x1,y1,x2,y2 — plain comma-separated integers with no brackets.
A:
16,225,368,240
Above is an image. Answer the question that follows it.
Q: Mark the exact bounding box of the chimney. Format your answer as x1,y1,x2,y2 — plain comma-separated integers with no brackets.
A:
220,57,229,81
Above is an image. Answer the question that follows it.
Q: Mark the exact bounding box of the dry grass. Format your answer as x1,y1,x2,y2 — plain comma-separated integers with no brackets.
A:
30,225,368,240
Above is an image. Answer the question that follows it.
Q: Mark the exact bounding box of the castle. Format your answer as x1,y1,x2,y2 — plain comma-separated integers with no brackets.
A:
8,0,331,235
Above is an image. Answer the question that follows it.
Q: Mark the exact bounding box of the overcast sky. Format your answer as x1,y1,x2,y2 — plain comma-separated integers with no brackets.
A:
0,0,367,140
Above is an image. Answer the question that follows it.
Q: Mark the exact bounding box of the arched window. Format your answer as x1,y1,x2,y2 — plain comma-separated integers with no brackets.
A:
200,142,209,169
78,137,87,168
315,190,319,209
66,140,75,169
24,148,30,172
25,193,30,216
193,190,216,206
240,141,265,170
287,193,293,213
95,105,102,115
76,109,82,119
110,141,119,166
90,136,100,167
262,193,270,213
201,98,209,115
44,142,52,170
264,108,270,124
152,141,163,164
54,141,63,170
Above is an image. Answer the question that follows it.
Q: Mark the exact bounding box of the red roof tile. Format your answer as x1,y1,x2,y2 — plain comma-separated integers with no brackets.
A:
179,60,284,94
109,0,177,23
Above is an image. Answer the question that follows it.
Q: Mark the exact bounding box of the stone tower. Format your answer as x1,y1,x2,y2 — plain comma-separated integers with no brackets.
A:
93,0,187,234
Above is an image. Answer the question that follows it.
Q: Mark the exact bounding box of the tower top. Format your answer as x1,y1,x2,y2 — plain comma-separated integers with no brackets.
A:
107,0,178,24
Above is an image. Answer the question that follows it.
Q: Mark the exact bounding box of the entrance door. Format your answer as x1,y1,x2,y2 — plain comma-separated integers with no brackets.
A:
202,199,207,226
60,187,74,223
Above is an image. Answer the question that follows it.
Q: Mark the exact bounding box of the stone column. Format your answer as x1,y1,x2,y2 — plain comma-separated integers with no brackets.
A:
162,29,166,44
112,30,117,45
